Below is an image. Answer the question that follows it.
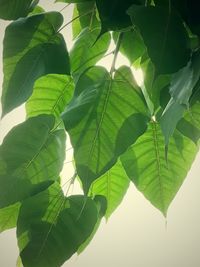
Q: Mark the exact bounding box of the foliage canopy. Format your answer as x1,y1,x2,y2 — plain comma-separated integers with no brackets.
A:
0,0,200,266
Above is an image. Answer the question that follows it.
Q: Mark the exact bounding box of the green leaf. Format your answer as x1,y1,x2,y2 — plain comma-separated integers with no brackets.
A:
96,0,145,31
121,121,198,215
113,29,146,64
89,160,130,219
17,182,101,267
0,0,38,20
128,5,190,74
26,74,74,118
72,2,99,39
0,115,66,208
70,27,111,80
56,0,93,3
62,66,149,193
0,202,20,233
2,12,70,116
160,52,200,145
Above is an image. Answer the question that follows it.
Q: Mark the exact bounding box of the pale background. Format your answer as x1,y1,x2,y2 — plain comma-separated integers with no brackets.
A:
0,1,200,267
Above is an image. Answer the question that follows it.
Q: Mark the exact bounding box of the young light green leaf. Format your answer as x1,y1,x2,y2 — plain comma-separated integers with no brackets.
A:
121,121,198,216
62,66,149,193
89,160,130,219
0,115,66,208
0,202,20,233
2,12,70,116
128,5,190,74
0,0,38,20
17,182,101,267
70,27,111,80
26,74,74,118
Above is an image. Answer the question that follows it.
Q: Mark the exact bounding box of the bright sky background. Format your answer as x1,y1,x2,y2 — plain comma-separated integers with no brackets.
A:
0,1,200,267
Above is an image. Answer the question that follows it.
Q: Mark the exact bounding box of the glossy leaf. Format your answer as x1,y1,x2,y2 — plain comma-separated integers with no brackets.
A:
62,66,149,193
128,5,190,74
70,27,111,80
121,122,198,215
26,74,74,118
0,115,66,208
89,160,130,219
0,0,38,20
2,12,70,116
17,182,101,267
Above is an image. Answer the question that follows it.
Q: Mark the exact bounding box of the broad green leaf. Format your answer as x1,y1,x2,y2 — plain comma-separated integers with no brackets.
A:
121,122,198,215
56,0,93,3
0,202,20,233
26,74,74,118
0,0,38,20
17,182,101,267
89,160,130,219
70,27,111,80
128,5,190,74
2,12,70,116
62,66,149,193
0,115,66,208
113,29,146,65
160,52,200,145
72,2,99,39
96,0,145,31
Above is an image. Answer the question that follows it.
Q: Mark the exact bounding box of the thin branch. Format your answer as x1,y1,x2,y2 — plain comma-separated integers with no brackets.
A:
110,32,124,76
59,3,71,13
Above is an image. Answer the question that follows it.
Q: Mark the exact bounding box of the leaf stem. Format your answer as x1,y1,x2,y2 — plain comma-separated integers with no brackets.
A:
110,32,124,76
59,3,71,13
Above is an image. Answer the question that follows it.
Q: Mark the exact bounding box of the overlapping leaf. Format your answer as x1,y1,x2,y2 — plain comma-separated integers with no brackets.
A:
128,5,190,74
2,12,70,116
70,27,111,80
17,182,103,267
89,160,130,219
26,74,74,118
0,202,20,233
62,66,149,192
0,115,66,208
121,121,198,215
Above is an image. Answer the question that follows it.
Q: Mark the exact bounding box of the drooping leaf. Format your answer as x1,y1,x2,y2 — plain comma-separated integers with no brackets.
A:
0,115,66,208
2,12,70,116
17,182,101,267
72,2,99,39
0,202,20,233
96,0,145,31
26,74,74,118
160,52,200,145
127,5,190,74
113,29,146,65
0,0,38,20
89,160,130,219
62,66,149,193
70,27,111,80
121,121,198,215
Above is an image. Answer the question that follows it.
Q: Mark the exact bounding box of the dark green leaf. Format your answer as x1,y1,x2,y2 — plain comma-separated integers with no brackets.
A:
128,5,190,74
62,66,149,193
70,27,111,80
26,74,74,118
17,182,101,267
121,121,198,215
0,0,38,20
2,12,70,116
0,115,66,208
